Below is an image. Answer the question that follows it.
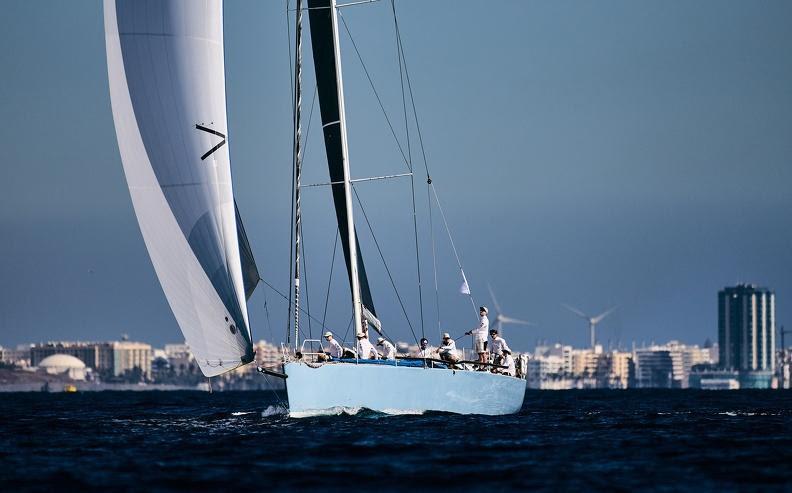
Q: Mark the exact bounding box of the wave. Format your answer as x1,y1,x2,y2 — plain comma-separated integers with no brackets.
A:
379,408,426,416
261,405,289,417
289,406,364,418
717,411,781,417
288,406,427,418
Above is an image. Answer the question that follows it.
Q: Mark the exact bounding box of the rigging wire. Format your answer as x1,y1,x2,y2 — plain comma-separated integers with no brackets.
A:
391,0,478,320
427,179,441,337
389,0,425,341
337,11,410,168
321,229,340,331
258,276,325,340
352,185,420,345
338,7,425,340
340,313,355,348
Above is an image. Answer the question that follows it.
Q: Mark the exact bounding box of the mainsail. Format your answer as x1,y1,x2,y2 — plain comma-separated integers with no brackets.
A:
307,0,378,321
104,0,254,376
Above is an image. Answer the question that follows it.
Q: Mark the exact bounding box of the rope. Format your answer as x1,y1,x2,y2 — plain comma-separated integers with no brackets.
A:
262,290,274,343
257,371,288,412
431,183,478,317
258,276,323,341
352,185,420,345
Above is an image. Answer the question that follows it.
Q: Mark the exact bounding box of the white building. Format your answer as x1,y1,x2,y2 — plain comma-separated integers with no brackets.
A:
38,354,86,381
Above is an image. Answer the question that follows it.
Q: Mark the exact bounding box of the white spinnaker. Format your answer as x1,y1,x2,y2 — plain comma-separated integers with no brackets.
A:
104,0,253,376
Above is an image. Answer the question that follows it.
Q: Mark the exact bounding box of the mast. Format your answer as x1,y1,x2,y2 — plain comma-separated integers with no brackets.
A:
292,0,303,350
330,0,364,337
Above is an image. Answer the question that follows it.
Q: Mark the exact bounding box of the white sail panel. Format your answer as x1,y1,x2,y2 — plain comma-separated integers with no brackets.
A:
104,0,253,376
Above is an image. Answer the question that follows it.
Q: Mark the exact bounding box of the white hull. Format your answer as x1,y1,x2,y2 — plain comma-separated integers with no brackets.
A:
284,361,526,416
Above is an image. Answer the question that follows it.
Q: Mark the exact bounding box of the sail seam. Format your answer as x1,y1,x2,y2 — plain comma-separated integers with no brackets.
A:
119,33,222,46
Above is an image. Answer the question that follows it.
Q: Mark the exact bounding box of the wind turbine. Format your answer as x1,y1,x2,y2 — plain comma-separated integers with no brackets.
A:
562,304,617,349
488,284,534,337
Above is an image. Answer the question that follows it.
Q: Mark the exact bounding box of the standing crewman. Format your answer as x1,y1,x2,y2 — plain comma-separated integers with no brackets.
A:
356,332,378,360
377,337,397,360
465,306,490,370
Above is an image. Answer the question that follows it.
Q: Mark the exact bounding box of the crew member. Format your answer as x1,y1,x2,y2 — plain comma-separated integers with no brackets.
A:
320,331,343,361
356,332,378,360
377,337,396,360
489,329,509,366
499,348,516,377
416,338,433,358
438,332,459,367
361,316,369,337
465,306,490,369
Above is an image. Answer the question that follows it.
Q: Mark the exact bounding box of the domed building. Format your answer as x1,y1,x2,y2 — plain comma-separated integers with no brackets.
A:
38,354,86,381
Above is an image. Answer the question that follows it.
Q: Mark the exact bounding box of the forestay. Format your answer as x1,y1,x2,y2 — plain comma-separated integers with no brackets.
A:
104,0,254,376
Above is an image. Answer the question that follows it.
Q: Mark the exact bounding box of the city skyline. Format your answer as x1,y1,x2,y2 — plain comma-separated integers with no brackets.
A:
1,1,791,350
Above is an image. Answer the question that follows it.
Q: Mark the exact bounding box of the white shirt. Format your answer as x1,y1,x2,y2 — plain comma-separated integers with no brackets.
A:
356,338,377,359
416,346,434,358
490,336,509,356
472,315,489,342
502,354,516,376
324,338,343,358
439,339,458,358
379,340,396,360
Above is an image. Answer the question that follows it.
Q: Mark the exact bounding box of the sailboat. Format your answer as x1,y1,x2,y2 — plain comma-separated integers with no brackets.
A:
104,0,526,416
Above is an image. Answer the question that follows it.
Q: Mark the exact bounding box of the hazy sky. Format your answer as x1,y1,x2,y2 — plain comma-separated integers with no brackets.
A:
1,0,790,351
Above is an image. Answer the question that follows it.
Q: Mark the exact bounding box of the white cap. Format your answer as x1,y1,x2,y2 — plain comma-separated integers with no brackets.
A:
356,332,365,338
377,337,385,345
480,306,488,314
324,331,333,338
442,332,451,339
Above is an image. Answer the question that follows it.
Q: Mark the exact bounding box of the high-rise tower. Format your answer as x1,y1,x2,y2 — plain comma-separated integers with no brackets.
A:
718,284,775,372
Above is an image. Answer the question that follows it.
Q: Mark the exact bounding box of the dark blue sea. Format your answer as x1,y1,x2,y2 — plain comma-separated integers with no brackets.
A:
1,390,791,492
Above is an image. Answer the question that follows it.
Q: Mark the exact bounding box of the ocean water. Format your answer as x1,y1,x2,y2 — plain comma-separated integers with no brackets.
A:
1,390,790,491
